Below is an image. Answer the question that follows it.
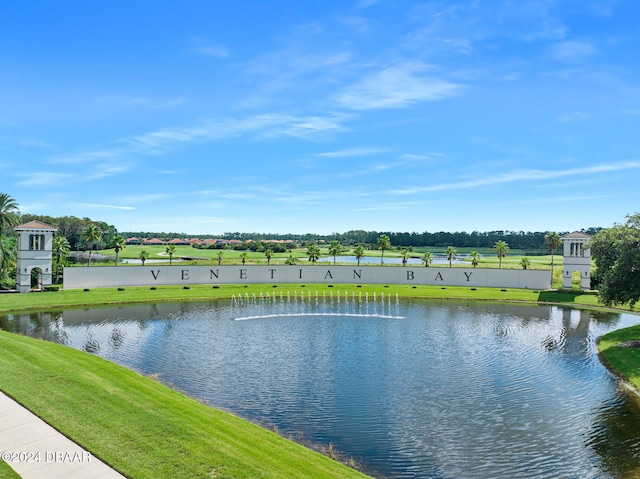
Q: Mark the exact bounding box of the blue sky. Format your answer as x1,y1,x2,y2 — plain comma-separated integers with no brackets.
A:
2,0,639,235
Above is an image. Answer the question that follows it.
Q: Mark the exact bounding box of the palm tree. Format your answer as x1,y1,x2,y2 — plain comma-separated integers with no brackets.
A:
470,251,480,268
421,251,432,267
84,224,102,266
52,235,70,283
240,252,249,265
166,244,176,265
264,249,273,265
217,250,224,265
139,249,148,266
0,193,19,270
493,240,509,269
113,235,125,266
400,248,410,266
307,243,321,264
354,244,365,266
328,240,342,265
445,245,457,268
377,234,391,265
545,232,561,281
521,256,530,270
285,254,298,265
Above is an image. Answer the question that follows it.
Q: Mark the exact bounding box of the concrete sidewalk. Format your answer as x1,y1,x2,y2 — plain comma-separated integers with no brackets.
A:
0,391,127,479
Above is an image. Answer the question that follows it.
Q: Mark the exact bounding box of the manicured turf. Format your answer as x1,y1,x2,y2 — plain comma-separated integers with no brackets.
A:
598,325,640,391
0,330,370,479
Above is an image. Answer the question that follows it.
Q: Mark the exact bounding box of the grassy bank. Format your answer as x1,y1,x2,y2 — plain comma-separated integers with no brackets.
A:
0,283,622,315
0,330,370,479
598,325,640,392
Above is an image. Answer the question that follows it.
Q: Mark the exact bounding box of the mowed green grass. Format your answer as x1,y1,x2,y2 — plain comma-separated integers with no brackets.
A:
0,330,370,479
598,325,640,390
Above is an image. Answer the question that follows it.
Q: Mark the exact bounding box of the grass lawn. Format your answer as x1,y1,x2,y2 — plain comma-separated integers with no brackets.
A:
598,325,640,391
0,330,370,479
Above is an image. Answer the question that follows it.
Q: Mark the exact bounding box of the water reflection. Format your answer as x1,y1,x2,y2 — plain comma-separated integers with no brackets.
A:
2,298,640,479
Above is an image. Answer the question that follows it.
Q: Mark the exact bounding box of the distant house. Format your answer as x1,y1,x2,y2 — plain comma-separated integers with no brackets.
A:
188,238,202,246
168,238,189,246
144,238,165,246
125,237,141,245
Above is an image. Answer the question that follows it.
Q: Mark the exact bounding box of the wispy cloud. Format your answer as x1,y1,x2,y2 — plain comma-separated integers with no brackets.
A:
17,172,75,187
196,45,229,58
336,63,462,110
70,203,136,210
389,161,640,195
315,147,387,157
550,40,598,62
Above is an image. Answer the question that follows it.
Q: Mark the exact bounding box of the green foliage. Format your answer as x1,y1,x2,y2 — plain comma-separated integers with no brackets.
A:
445,245,457,268
376,234,391,265
307,243,321,264
493,240,509,269
328,240,342,265
590,213,640,308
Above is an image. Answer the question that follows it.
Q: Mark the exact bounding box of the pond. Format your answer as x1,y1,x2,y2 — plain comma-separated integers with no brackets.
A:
3,295,640,479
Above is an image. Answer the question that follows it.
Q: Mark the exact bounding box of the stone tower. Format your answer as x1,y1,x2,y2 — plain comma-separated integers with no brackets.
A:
14,220,57,293
560,231,591,290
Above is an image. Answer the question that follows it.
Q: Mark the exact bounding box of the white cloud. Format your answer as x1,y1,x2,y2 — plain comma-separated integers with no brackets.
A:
315,147,387,157
70,203,136,211
389,161,640,195
17,172,75,187
336,63,462,110
196,46,229,58
550,40,598,62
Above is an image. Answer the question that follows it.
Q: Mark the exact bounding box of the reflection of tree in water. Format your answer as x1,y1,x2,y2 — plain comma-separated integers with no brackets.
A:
587,392,640,478
109,327,125,349
0,314,14,333
83,333,100,353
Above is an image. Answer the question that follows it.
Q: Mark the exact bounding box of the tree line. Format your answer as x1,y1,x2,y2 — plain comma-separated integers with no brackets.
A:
124,228,602,251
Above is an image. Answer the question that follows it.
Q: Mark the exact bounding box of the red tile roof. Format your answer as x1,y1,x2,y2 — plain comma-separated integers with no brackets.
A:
14,220,57,231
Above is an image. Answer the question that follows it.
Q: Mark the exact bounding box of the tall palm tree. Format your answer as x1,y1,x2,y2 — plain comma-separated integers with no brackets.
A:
166,244,176,265
354,244,365,266
400,248,410,266
52,235,70,283
328,240,342,265
421,251,432,267
545,232,561,282
445,245,457,268
307,243,320,264
84,224,102,266
377,234,391,265
470,251,480,268
240,252,249,265
0,193,20,270
521,256,530,270
139,249,148,266
493,240,509,269
114,235,125,266
264,249,273,265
